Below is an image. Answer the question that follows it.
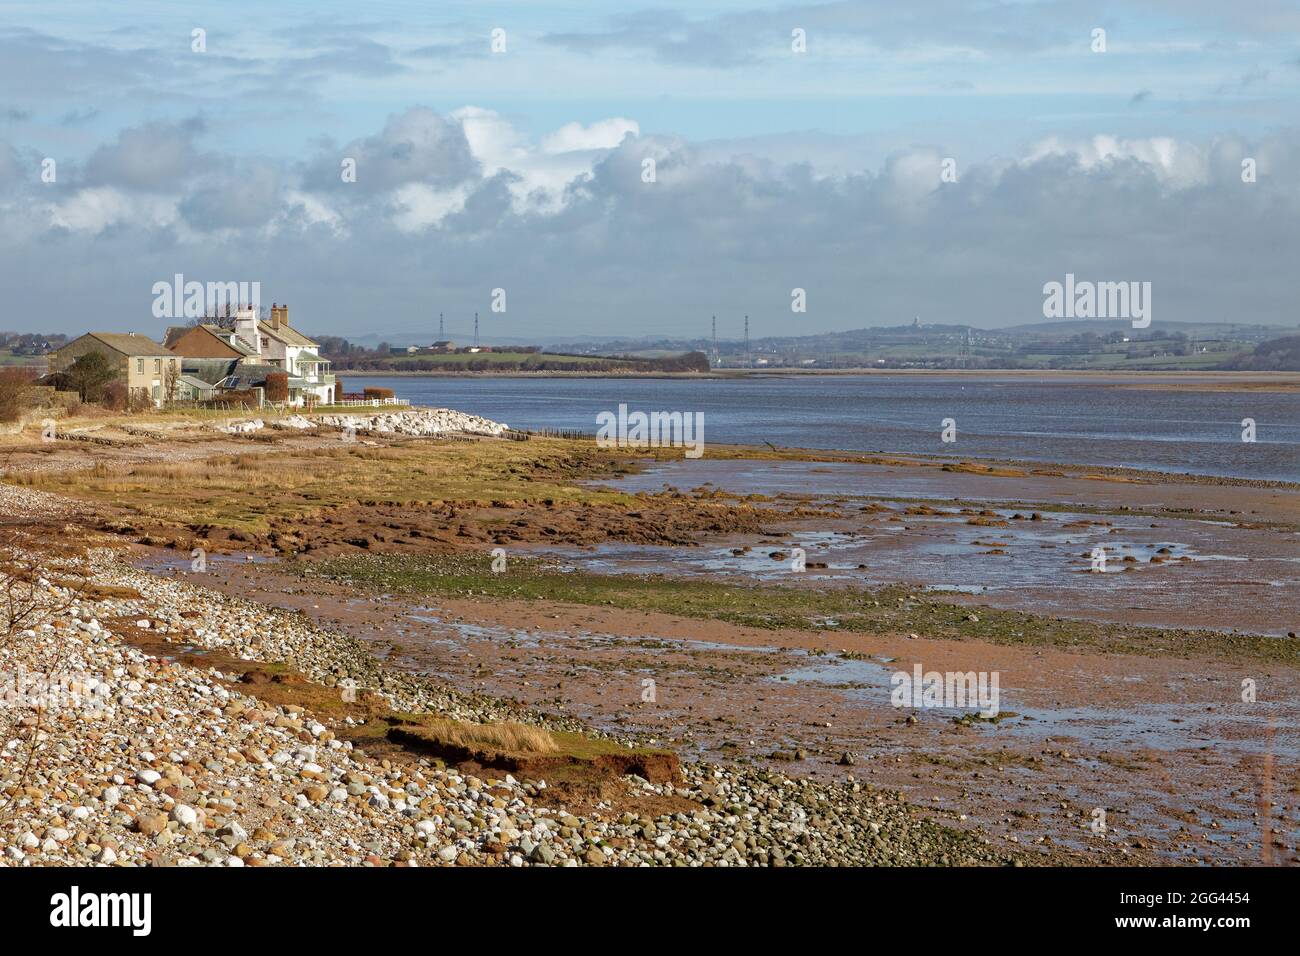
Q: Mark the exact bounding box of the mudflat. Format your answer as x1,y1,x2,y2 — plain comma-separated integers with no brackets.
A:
4,409,1297,865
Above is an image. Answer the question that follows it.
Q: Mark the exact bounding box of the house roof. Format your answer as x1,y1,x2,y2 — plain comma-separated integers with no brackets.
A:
295,351,325,364
202,325,258,356
79,332,174,357
260,321,316,348
181,358,242,385
165,324,259,358
178,375,216,391
219,374,265,391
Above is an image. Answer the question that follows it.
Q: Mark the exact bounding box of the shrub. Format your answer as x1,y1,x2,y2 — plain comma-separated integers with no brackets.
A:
100,380,128,411
265,371,289,403
363,386,395,400
64,351,118,402
198,388,261,409
0,367,36,423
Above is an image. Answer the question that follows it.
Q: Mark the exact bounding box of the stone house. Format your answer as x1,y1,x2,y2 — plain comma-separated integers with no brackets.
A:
47,332,181,406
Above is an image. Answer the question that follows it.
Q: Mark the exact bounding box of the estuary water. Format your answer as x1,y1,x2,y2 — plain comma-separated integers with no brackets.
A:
344,373,1299,481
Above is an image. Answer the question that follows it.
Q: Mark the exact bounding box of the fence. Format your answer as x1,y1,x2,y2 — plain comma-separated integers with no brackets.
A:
328,397,411,408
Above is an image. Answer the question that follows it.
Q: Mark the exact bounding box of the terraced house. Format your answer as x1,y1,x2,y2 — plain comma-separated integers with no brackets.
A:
48,332,181,407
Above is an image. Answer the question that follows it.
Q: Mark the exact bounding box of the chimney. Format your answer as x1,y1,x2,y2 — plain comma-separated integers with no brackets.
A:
233,307,260,354
270,304,287,330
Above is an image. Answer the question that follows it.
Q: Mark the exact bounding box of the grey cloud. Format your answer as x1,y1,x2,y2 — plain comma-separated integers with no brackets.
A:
281,37,408,79
301,107,478,195
541,0,1300,69
541,1,1081,67
59,107,100,126
83,119,214,191
1213,68,1272,94
179,162,283,230
5,111,1298,339
0,28,164,97
408,38,489,61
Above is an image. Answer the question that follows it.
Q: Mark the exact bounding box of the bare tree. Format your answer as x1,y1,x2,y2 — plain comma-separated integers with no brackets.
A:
164,360,181,405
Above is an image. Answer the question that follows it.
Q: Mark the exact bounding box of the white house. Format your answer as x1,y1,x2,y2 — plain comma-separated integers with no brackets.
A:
230,304,335,405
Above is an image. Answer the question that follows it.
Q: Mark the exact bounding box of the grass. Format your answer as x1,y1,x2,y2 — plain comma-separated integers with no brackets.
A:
12,437,640,533
300,552,1300,666
377,352,606,367
410,717,560,755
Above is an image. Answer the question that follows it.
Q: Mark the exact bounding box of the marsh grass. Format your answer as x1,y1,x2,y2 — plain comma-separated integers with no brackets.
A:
14,439,636,532
303,552,1300,666
413,717,560,755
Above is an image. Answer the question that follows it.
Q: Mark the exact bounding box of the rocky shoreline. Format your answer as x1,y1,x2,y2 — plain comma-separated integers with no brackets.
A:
314,409,509,437
0,512,1025,866
213,408,510,438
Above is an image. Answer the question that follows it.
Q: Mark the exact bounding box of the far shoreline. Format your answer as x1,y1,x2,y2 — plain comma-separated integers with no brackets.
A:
340,367,1300,391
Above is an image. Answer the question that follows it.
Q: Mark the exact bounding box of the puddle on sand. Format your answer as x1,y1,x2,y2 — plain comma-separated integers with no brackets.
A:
404,610,783,657
770,653,1299,758
396,608,1300,762
529,502,1299,634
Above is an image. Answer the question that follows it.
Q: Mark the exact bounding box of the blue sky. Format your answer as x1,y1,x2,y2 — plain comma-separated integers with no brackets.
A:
1,1,1298,339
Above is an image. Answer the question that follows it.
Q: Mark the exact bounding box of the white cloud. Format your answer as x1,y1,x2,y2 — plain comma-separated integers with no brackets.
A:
388,182,473,232
1022,135,1209,188
451,107,637,214
541,118,639,154
49,186,174,233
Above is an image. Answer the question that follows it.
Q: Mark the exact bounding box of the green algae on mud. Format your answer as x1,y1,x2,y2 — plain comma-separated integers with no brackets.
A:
296,553,1299,666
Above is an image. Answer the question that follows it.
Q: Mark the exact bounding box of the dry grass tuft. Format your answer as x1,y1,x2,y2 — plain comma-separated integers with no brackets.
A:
418,718,559,755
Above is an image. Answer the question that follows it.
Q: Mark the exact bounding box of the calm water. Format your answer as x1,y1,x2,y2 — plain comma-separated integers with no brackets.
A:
345,374,1299,481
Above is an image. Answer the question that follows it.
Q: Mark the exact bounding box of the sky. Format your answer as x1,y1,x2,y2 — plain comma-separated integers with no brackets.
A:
1,0,1298,342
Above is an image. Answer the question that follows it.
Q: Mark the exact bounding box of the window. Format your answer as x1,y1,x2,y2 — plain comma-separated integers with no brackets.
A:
154,358,161,373
137,358,144,373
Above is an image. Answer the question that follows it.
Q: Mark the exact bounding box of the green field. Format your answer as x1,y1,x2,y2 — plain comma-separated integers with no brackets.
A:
379,351,605,366
0,353,45,367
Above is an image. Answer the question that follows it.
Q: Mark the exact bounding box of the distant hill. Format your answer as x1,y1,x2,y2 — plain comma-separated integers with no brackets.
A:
1001,319,1287,342
551,320,1291,356
333,350,711,374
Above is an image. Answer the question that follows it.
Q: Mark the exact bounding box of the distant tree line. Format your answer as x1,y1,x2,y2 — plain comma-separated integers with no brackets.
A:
0,331,69,355
322,349,710,373
1218,335,1300,371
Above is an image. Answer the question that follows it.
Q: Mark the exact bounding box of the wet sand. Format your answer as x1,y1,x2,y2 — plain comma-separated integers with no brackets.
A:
137,549,1300,866
13,417,1297,865
578,459,1300,636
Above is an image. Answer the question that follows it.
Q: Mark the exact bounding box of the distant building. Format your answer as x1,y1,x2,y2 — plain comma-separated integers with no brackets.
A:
48,332,180,406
